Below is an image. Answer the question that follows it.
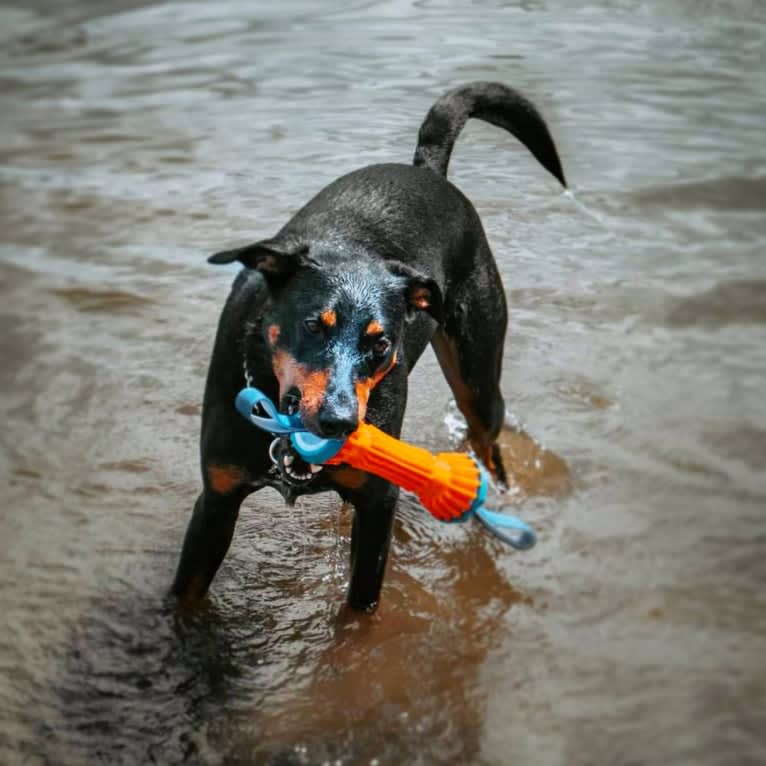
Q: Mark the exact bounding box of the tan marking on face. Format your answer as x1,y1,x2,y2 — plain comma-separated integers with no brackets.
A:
207,464,245,495
354,351,398,421
272,349,330,417
299,369,330,416
267,323,280,347
320,309,337,328
365,319,384,336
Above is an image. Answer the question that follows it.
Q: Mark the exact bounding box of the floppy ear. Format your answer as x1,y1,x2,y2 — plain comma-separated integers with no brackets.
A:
386,261,444,323
208,236,310,284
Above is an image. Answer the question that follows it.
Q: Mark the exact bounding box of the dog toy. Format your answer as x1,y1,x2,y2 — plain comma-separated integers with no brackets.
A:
235,387,536,550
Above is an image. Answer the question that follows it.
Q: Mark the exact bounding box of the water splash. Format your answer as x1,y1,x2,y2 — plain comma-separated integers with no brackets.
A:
562,187,610,228
444,400,467,446
322,502,350,595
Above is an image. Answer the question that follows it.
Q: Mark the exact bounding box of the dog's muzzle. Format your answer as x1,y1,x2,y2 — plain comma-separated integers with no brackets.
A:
269,437,323,486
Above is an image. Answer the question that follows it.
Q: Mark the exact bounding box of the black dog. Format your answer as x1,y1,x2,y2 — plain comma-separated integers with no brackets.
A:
172,82,566,612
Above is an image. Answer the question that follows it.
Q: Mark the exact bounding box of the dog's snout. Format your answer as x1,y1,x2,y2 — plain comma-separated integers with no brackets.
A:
316,410,358,439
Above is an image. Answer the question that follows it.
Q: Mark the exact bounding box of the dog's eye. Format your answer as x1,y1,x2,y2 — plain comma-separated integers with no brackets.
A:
372,337,391,356
303,318,322,335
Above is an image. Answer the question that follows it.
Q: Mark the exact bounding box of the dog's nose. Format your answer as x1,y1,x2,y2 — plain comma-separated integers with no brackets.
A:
316,411,358,439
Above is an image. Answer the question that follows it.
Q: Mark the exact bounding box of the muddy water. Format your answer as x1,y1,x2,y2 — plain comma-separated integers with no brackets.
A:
1,1,765,764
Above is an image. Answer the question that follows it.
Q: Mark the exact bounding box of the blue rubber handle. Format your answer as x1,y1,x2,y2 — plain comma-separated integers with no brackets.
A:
235,387,305,434
460,466,536,550
290,430,346,463
475,507,537,550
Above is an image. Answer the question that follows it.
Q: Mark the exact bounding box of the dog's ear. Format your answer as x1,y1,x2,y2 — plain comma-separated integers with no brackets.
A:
208,237,310,284
386,261,444,323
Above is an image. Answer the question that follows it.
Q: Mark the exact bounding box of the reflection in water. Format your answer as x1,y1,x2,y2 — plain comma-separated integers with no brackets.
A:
496,423,572,501
46,499,528,765
49,286,155,313
207,527,525,764
1,0,765,764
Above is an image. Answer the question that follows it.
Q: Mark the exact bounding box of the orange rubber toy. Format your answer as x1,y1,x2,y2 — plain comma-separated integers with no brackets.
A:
325,421,484,522
236,386,535,547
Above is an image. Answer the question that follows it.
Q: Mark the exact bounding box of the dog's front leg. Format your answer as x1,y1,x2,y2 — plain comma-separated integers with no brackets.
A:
337,362,409,612
344,477,399,612
171,486,248,607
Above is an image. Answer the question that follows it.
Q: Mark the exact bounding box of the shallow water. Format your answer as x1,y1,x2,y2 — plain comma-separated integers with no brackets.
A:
1,1,765,764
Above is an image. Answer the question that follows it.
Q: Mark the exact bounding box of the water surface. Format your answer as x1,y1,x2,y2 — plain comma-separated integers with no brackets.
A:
1,1,765,764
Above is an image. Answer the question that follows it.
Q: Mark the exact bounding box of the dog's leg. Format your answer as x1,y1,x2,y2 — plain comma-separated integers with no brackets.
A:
345,478,399,612
171,485,250,606
332,363,408,612
431,250,509,485
172,397,272,606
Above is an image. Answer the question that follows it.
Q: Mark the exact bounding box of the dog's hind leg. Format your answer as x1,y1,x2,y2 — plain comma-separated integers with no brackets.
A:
431,247,509,486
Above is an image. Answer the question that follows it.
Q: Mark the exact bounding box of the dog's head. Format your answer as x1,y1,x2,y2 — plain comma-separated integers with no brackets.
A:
210,236,442,438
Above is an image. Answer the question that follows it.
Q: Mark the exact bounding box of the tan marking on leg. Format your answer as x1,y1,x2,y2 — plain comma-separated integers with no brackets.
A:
430,329,499,475
207,464,245,495
328,465,369,490
175,573,210,609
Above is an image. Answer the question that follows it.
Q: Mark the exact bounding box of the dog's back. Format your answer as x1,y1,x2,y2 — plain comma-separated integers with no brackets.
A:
272,81,566,278
224,81,566,304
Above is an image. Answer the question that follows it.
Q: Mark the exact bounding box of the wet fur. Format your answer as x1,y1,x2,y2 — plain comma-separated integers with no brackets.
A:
172,82,566,612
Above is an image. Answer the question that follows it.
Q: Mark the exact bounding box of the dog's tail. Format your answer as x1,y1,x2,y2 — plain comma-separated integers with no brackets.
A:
413,82,566,186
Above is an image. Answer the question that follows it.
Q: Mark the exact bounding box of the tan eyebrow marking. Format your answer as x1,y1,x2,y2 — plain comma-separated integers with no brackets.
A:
272,349,330,417
365,320,384,335
320,309,337,327
267,324,280,347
